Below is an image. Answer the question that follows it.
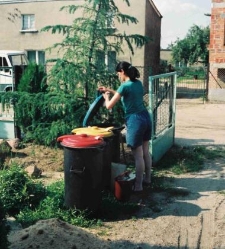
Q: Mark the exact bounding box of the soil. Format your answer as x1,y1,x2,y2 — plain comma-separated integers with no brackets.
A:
6,98,225,249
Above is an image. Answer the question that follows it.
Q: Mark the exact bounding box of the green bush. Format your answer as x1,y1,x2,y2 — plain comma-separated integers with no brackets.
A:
0,163,46,216
0,69,124,147
0,199,9,249
18,63,47,93
16,180,98,228
13,92,88,146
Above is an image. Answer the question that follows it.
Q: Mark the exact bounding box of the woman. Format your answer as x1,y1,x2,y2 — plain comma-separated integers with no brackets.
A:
98,61,152,192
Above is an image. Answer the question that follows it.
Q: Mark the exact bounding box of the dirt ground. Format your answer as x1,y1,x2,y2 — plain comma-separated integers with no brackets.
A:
6,98,225,249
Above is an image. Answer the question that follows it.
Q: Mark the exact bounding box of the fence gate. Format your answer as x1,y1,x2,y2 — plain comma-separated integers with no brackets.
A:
176,66,207,99
148,72,176,165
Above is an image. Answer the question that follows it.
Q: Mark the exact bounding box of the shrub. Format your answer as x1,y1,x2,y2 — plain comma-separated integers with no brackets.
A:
17,63,47,93
0,199,9,249
0,163,46,216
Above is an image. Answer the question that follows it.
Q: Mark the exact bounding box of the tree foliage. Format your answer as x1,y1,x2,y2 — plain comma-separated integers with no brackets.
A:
18,63,48,93
41,0,149,98
0,199,9,249
171,25,209,66
0,164,46,216
0,0,149,145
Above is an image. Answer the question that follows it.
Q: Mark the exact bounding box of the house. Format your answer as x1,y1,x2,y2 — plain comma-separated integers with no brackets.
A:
160,49,173,65
160,49,175,73
208,0,225,101
0,0,162,93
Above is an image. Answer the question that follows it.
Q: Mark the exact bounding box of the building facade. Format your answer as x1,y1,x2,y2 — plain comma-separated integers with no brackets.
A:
0,0,162,93
208,0,225,101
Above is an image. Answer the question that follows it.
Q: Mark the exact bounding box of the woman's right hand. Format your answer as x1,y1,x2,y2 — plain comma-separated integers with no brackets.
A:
102,91,111,100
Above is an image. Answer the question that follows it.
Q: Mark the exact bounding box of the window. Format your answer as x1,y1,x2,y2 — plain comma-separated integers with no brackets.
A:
218,68,225,83
22,14,35,31
0,56,10,73
107,51,116,73
9,54,29,66
27,51,45,65
0,57,8,67
96,51,105,70
95,51,116,73
97,11,116,30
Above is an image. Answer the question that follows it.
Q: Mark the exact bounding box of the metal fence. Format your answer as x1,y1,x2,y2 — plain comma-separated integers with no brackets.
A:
175,66,207,99
148,72,176,165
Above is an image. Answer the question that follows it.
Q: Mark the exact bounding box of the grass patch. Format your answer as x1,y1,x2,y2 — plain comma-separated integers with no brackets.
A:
155,145,225,174
16,180,139,228
16,180,100,228
1,161,138,229
100,191,139,220
219,190,225,196
151,173,174,191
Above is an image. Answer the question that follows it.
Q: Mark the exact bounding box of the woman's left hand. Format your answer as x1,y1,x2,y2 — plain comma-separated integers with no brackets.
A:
98,86,107,93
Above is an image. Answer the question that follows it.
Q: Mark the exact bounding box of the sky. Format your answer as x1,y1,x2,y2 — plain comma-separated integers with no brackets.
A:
154,0,212,48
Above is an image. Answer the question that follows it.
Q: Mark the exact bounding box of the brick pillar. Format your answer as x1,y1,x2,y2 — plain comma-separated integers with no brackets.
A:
208,0,225,101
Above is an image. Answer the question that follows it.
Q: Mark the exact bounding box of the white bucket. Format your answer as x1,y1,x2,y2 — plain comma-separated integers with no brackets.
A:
110,162,127,191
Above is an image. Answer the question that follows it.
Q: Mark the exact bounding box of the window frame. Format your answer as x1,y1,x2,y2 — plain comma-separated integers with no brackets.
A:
27,50,45,65
20,14,38,33
95,50,116,73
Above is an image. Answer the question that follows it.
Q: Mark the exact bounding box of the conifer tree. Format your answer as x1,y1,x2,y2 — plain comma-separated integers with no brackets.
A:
42,0,148,99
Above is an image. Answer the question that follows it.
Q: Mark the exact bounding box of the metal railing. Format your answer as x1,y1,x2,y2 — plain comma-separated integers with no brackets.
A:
175,66,207,98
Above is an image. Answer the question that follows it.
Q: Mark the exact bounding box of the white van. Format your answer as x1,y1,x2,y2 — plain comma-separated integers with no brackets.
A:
0,50,29,92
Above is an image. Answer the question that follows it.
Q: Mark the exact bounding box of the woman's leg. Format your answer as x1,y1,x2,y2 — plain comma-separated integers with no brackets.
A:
142,140,152,183
132,145,144,191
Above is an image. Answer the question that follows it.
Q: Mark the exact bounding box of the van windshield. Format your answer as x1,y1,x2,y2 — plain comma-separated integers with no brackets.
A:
8,54,29,66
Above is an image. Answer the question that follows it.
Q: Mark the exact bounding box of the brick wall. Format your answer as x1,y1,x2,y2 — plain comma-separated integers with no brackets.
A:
208,0,225,101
